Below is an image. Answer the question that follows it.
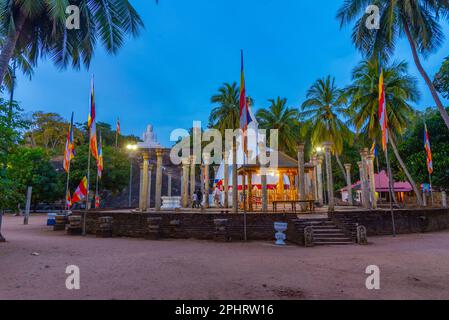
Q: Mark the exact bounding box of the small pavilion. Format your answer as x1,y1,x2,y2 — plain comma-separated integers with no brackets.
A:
236,151,317,211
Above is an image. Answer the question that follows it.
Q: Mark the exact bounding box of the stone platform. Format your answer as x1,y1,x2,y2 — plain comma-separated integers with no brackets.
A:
72,207,449,246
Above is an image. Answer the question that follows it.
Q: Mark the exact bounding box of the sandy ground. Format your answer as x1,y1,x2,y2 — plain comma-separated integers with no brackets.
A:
1,215,449,300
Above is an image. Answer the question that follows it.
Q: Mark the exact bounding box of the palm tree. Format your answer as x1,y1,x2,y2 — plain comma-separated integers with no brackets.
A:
256,97,300,156
337,0,449,130
0,0,146,86
301,76,351,180
209,82,240,134
345,58,423,205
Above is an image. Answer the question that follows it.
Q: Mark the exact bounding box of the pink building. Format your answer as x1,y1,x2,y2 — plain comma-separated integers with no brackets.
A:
340,170,413,203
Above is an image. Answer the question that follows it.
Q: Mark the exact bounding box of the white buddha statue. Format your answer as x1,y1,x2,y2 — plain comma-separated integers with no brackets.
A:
139,124,163,148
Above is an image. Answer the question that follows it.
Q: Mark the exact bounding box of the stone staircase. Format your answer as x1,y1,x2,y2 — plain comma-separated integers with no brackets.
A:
292,218,354,246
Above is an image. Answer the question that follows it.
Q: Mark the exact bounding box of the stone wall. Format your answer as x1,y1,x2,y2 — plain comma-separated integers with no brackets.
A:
330,208,449,236
78,211,299,242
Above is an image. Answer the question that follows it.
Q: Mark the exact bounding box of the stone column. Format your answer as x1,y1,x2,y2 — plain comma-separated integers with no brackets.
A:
155,148,163,211
323,142,334,212
223,150,229,208
316,155,324,206
359,149,370,209
311,156,318,201
167,170,172,197
261,168,268,212
203,153,210,208
139,163,144,210
140,151,149,211
182,158,190,208
366,155,377,209
190,155,196,201
344,164,353,206
297,143,306,204
442,191,447,208
147,164,154,209
248,171,253,211
232,143,238,213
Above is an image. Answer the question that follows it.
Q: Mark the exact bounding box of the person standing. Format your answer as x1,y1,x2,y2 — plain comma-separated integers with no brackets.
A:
196,189,203,208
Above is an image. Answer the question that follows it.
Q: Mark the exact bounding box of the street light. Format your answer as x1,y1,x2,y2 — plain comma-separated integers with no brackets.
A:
126,144,139,208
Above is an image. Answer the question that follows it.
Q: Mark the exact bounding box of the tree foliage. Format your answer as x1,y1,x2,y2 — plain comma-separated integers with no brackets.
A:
7,147,63,205
398,108,449,190
434,56,449,99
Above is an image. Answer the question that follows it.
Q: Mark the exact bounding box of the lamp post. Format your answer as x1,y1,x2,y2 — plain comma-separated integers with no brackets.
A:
126,144,138,208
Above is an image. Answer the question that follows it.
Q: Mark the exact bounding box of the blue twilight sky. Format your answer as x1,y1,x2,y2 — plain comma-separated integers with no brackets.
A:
12,0,449,146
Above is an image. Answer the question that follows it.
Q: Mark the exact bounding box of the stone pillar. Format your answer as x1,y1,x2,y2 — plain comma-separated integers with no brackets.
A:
323,142,334,212
167,170,172,197
278,171,284,200
147,164,154,209
182,158,190,208
297,143,306,203
366,155,377,209
223,150,229,208
311,155,318,201
359,149,370,209
316,155,324,206
203,153,210,208
248,171,253,211
232,144,238,213
261,168,268,212
140,151,149,211
190,155,196,201
442,191,447,208
155,148,163,211
139,163,144,210
344,163,353,206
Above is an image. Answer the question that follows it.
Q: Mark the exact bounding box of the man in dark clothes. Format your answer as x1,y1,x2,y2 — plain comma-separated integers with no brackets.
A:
196,189,203,208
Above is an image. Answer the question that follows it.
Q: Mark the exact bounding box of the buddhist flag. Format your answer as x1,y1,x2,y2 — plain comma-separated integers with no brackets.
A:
63,112,75,172
116,118,121,135
95,193,100,209
424,123,433,174
89,78,99,161
370,141,378,158
66,190,72,209
97,131,104,178
378,61,388,151
71,177,88,204
240,50,248,154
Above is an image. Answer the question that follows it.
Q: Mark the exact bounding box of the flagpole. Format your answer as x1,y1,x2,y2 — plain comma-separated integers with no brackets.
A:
83,140,91,236
65,159,71,211
384,143,396,237
429,172,434,207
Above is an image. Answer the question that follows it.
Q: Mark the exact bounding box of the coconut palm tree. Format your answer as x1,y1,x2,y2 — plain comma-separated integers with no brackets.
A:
256,97,300,156
209,82,240,134
345,58,423,205
301,76,351,180
337,0,449,130
0,0,147,86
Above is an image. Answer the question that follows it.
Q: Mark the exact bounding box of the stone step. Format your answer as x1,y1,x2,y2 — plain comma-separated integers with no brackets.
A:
313,234,350,241
313,228,344,233
315,241,354,246
314,233,347,238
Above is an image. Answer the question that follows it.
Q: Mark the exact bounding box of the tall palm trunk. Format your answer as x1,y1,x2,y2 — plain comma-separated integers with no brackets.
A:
384,149,399,206
403,18,449,130
0,12,27,87
389,133,423,206
335,153,348,182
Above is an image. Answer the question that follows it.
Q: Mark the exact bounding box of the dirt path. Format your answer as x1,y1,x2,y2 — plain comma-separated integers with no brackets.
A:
1,215,448,300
